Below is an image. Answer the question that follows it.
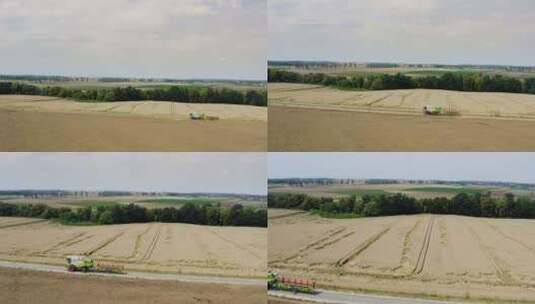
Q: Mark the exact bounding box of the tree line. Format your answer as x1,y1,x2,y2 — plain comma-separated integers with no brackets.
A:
0,82,267,106
268,69,535,95
268,192,535,219
0,202,267,227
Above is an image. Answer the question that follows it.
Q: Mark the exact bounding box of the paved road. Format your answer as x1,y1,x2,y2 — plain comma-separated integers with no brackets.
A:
0,260,264,286
269,290,465,304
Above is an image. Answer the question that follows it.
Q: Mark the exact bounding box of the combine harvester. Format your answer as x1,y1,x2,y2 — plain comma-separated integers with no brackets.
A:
189,112,219,120
268,271,317,294
66,255,125,274
423,105,443,115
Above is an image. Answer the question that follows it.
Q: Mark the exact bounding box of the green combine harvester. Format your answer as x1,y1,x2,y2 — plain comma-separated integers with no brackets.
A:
267,271,316,294
423,105,443,115
66,255,125,274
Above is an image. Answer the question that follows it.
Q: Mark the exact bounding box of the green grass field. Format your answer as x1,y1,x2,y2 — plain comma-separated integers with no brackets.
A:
402,187,488,194
331,189,389,197
140,198,219,206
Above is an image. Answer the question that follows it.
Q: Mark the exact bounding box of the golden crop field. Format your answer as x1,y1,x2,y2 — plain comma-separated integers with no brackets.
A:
269,212,535,302
269,83,535,120
0,217,266,278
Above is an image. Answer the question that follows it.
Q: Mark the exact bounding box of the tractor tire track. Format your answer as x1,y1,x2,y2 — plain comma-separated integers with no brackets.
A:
411,216,434,275
484,220,535,255
399,217,423,268
463,220,514,285
85,231,125,256
275,227,347,263
0,219,47,229
141,224,162,261
367,93,394,106
205,227,262,260
36,232,90,255
128,224,153,260
336,226,391,267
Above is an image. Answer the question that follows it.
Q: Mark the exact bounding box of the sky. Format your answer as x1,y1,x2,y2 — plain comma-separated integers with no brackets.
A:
269,153,535,184
0,153,266,195
269,0,535,66
0,0,266,80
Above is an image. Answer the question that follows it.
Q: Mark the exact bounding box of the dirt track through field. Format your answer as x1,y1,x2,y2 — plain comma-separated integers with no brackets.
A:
0,109,266,151
269,106,535,151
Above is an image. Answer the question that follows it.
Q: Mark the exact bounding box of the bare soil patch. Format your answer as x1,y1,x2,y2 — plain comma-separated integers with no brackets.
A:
1,109,266,151
0,267,265,304
269,106,535,151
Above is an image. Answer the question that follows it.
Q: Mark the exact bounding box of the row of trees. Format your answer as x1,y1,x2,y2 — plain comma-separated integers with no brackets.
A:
0,202,267,227
268,192,535,219
268,69,535,94
0,82,267,106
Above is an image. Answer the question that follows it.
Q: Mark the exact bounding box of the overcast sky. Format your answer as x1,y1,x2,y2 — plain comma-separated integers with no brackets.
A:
269,153,535,183
0,0,266,80
0,153,266,195
269,0,535,66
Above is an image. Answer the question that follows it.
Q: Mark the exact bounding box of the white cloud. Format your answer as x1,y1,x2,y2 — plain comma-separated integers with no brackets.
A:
0,0,266,79
0,153,267,195
269,0,535,65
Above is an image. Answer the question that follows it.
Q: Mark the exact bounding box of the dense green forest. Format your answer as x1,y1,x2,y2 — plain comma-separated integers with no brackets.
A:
268,192,535,219
268,69,535,94
0,82,267,106
0,201,267,227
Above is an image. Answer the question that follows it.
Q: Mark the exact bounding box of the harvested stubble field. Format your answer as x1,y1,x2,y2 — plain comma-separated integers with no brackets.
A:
268,83,535,151
0,95,266,151
269,83,535,119
269,211,535,302
0,217,266,278
0,267,265,304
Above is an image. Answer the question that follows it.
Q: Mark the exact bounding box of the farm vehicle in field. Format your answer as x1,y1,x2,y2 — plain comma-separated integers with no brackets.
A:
423,105,443,115
66,255,125,274
267,271,316,294
189,112,219,120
